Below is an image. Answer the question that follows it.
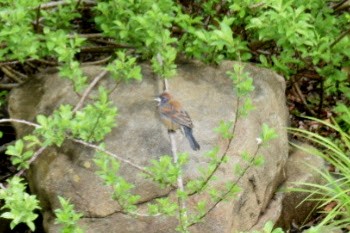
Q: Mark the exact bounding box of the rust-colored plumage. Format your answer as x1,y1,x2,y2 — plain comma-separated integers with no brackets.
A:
156,91,200,151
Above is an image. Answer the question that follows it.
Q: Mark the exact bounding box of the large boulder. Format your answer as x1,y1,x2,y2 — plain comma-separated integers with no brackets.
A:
9,61,290,232
251,143,326,231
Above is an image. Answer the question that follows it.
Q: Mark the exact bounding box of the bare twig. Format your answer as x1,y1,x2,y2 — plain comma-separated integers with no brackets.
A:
291,79,316,116
330,27,350,48
0,118,151,176
169,132,188,229
156,53,168,91
90,38,134,48
38,0,95,10
317,75,324,116
82,56,112,66
0,141,14,153
249,2,265,9
25,61,38,70
73,69,108,113
156,51,188,228
0,83,20,89
1,66,24,83
75,0,82,8
332,0,350,11
80,45,119,53
0,58,57,66
204,0,227,27
189,97,240,196
16,146,48,177
35,58,58,66
69,33,104,39
256,49,271,55
35,4,41,33
3,65,28,80
188,143,262,227
0,60,25,66
71,138,151,176
0,118,40,128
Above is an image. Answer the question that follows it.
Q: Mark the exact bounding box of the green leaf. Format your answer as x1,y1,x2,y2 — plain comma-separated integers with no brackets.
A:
0,177,40,231
214,121,233,139
54,196,83,233
260,124,278,144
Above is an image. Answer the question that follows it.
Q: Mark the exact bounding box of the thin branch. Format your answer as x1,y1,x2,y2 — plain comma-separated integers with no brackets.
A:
291,78,316,116
169,132,188,230
80,45,119,53
317,75,324,116
35,58,58,66
73,69,108,113
0,119,46,177
204,0,226,27
0,118,152,178
188,143,262,227
156,53,168,91
89,38,135,48
0,83,20,89
0,58,57,66
69,33,104,39
249,2,265,9
189,97,240,196
330,27,350,48
0,141,14,153
156,52,187,229
35,4,41,33
0,118,40,128
16,146,48,177
82,56,112,66
0,60,25,66
3,65,28,80
1,66,24,83
75,0,82,8
71,138,152,176
332,0,350,11
38,0,95,10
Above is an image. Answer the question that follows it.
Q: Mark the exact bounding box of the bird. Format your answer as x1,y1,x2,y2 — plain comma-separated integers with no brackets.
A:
155,91,200,151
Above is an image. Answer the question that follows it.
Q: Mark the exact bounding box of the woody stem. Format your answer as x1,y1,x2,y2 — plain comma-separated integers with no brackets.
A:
169,132,189,232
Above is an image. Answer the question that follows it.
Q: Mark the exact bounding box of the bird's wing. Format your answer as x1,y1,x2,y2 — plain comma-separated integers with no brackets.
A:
160,100,193,128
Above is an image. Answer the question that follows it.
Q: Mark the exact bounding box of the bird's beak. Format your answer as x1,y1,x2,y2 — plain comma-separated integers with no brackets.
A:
154,97,161,102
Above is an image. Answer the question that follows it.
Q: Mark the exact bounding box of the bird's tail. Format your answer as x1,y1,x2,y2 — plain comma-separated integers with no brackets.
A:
183,126,200,151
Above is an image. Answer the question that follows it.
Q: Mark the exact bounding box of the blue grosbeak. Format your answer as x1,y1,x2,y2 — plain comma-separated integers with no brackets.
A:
155,91,200,151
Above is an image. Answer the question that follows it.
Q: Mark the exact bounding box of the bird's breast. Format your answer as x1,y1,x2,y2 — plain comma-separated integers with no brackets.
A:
160,115,181,131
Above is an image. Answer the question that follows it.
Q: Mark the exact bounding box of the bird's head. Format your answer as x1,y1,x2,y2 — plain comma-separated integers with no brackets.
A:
155,91,172,105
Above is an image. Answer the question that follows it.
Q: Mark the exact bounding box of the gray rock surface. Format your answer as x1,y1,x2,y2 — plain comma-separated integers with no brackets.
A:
251,143,326,231
276,143,326,229
9,61,291,232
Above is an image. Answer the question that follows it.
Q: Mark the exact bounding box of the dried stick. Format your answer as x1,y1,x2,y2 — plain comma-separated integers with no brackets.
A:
3,65,28,80
156,52,187,228
16,146,47,177
1,67,24,83
71,138,151,176
169,132,189,230
0,118,151,176
156,53,168,91
292,79,316,116
73,69,108,113
0,83,20,89
38,0,95,10
330,27,350,48
0,118,39,128
82,56,112,66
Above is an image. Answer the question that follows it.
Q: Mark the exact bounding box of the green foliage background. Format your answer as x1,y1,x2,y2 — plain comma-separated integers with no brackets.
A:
0,0,349,232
